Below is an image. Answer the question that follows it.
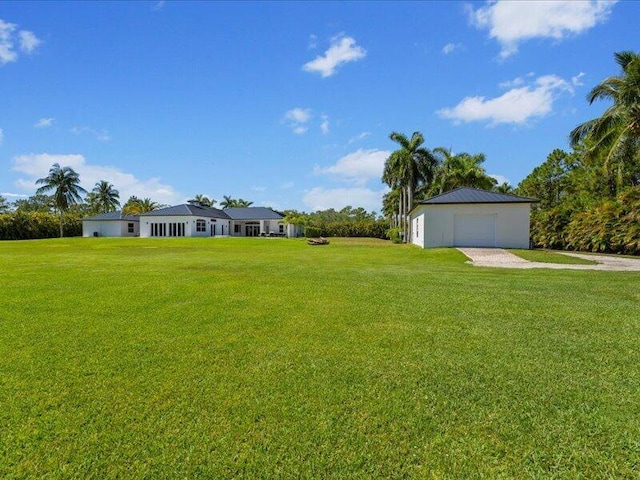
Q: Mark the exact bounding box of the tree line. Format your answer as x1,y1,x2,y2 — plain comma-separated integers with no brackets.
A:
515,51,640,254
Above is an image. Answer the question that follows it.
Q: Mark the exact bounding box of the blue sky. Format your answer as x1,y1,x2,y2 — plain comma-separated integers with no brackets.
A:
0,1,636,212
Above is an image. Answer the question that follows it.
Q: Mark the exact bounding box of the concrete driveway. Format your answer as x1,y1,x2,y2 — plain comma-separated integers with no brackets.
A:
458,248,640,271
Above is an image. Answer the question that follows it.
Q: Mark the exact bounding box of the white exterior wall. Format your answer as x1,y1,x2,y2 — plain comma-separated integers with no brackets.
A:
230,219,285,236
83,220,139,237
139,215,230,238
410,203,532,249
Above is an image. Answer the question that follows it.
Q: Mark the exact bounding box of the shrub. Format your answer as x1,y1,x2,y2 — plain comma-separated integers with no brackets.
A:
387,227,402,244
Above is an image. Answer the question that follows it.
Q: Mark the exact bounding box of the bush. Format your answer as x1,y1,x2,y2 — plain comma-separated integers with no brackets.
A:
304,226,322,238
387,227,402,244
0,212,82,240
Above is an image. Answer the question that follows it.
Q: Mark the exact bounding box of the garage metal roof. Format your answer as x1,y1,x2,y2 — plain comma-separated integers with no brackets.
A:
417,187,538,205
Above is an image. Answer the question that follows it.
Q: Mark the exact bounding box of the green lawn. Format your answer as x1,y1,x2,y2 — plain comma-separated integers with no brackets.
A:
2,237,639,477
510,249,598,265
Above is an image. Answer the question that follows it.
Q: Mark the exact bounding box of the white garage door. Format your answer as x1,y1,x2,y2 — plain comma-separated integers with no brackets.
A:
453,214,496,247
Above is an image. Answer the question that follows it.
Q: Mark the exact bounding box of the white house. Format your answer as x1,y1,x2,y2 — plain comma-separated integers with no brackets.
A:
83,202,302,238
82,211,140,237
409,187,538,249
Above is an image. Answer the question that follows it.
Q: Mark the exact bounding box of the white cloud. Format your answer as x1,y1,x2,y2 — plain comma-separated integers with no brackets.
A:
303,34,366,78
0,128,3,146
437,74,574,126
0,19,41,65
285,108,311,123
572,72,586,86
251,186,267,192
303,186,386,212
1,192,28,198
469,0,617,59
34,117,55,128
442,42,463,55
0,19,18,65
18,30,41,53
320,115,329,134
308,34,317,49
348,131,371,144
314,149,391,185
11,153,182,205
70,126,111,142
284,108,312,134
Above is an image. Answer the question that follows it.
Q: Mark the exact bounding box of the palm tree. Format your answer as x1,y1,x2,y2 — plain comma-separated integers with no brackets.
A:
191,194,215,207
122,197,160,215
430,148,496,195
570,51,640,194
235,198,253,207
220,196,253,208
90,180,120,213
35,163,87,237
220,195,234,209
382,132,437,241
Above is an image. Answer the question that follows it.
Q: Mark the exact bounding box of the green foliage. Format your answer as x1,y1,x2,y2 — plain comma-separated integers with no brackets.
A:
304,226,322,238
220,195,253,208
122,196,160,215
0,212,82,240
13,194,55,213
0,195,10,213
387,227,402,243
294,206,388,238
430,148,497,195
564,186,640,254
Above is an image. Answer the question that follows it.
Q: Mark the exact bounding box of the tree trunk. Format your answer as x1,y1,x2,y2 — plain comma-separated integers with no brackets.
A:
59,211,64,238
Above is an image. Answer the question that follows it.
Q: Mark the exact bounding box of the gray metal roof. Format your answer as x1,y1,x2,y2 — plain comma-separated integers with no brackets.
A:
83,211,139,221
417,187,538,205
223,207,284,220
139,204,231,219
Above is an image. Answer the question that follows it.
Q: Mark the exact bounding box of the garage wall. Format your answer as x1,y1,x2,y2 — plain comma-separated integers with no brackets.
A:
411,210,427,248
411,203,531,248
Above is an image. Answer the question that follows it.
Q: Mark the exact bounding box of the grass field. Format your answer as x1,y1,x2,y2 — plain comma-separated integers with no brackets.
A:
2,237,639,477
509,249,598,265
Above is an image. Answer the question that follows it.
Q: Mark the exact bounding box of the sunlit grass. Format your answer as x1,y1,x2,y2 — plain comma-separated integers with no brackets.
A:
510,248,598,265
1,237,639,477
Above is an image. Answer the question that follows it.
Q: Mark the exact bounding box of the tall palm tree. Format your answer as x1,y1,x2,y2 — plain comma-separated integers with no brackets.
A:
570,51,640,194
382,132,436,241
90,180,120,213
35,163,87,237
430,148,496,194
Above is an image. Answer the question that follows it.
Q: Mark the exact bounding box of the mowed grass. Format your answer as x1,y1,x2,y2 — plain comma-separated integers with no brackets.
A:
1,237,640,478
510,249,598,265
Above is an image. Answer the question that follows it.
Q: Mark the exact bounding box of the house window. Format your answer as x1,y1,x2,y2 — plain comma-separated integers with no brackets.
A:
415,218,419,238
196,219,206,232
279,224,284,233
234,224,240,233
128,223,134,233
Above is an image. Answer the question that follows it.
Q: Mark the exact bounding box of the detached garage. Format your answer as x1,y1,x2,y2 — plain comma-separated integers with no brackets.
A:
409,187,538,249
